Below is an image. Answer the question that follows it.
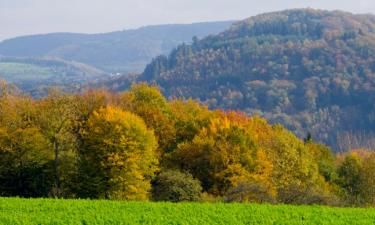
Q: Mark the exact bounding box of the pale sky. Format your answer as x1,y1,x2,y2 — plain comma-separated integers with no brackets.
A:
1,0,375,41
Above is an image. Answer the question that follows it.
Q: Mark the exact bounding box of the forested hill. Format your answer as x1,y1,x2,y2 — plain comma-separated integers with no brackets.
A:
0,21,233,73
139,9,375,151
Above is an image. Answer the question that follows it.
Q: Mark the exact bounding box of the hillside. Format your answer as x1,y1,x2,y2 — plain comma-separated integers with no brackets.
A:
0,22,233,73
139,9,375,150
0,57,107,96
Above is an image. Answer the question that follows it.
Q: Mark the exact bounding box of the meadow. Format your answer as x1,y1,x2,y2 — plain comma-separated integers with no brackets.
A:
0,62,56,82
0,198,374,225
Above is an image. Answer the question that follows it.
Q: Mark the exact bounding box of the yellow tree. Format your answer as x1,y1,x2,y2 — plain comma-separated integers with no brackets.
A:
79,106,158,200
169,99,213,148
35,89,77,196
120,83,176,153
171,113,275,198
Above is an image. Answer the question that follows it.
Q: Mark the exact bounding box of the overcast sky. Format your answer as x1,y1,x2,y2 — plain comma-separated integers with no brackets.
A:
1,0,375,41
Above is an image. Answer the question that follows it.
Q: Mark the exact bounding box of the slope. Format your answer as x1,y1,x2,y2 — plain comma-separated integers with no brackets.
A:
140,9,375,150
0,22,234,73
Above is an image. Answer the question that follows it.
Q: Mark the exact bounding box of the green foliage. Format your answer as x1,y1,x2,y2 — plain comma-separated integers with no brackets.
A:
2,198,375,225
360,155,375,205
152,170,202,202
337,153,363,204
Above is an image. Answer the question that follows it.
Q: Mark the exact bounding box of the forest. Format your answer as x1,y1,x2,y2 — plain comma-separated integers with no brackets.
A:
136,9,375,151
1,82,374,207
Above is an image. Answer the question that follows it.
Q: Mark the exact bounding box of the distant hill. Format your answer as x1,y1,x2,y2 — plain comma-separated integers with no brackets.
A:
0,57,107,97
137,9,375,150
0,22,234,73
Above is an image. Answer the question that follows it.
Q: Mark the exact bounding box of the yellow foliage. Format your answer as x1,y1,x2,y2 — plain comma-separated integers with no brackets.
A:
81,106,158,200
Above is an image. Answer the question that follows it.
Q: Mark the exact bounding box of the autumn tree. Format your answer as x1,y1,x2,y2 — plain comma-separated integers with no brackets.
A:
169,99,213,148
77,106,158,200
120,83,176,153
35,89,78,196
0,92,51,196
171,114,275,199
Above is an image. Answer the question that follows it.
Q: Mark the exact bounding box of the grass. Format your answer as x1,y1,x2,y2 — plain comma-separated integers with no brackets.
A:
0,62,57,82
0,198,374,225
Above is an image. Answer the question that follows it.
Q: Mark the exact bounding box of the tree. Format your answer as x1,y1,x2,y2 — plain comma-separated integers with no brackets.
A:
120,83,176,153
0,94,52,197
337,152,363,205
169,99,213,148
306,142,336,182
35,89,77,196
171,115,268,196
152,170,202,202
360,154,375,205
78,106,158,200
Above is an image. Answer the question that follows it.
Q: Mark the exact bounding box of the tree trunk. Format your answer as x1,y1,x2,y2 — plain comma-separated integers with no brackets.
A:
53,139,60,193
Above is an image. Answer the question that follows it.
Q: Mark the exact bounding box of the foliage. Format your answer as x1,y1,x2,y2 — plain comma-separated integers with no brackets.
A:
77,106,158,200
0,94,52,197
35,90,77,197
152,170,202,202
0,82,373,206
139,9,375,150
120,83,176,153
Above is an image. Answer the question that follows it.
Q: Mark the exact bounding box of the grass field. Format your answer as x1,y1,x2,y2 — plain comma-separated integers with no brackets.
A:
0,198,374,225
0,62,57,82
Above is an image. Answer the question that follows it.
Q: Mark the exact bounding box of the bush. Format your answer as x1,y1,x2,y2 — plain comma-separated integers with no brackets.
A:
224,182,276,203
277,185,341,206
152,170,202,202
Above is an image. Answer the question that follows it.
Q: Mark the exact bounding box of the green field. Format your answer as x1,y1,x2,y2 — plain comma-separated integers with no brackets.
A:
0,198,374,225
0,62,57,82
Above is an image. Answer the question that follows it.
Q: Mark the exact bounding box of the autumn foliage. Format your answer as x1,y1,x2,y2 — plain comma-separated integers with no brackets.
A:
0,82,374,206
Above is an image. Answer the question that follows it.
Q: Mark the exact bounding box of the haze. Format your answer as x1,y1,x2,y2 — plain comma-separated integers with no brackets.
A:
1,0,374,41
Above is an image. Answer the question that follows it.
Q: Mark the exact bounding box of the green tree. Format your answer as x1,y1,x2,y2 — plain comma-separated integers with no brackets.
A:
359,153,375,206
337,152,363,205
152,170,202,202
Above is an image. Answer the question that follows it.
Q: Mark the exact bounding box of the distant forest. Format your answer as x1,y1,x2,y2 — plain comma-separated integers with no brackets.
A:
132,9,375,151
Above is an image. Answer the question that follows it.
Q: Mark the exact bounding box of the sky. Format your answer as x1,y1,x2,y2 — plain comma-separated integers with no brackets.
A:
1,0,375,41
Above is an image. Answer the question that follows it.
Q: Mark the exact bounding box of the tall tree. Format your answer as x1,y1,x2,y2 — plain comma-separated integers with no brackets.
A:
78,106,158,200
35,89,77,196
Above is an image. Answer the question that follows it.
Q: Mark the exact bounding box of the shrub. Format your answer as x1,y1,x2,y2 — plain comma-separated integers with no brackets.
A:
152,170,202,202
225,182,276,203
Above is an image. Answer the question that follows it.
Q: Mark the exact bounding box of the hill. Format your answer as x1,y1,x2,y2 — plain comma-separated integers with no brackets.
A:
0,57,107,96
138,9,375,150
0,22,233,73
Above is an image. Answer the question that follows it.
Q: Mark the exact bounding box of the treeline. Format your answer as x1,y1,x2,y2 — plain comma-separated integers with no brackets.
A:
0,82,374,206
138,9,375,150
